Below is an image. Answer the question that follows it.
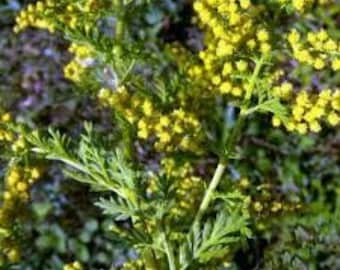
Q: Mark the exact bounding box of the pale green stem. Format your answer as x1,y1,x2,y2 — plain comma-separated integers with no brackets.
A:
113,0,125,41
245,56,265,101
192,56,265,230
162,231,176,270
193,162,227,228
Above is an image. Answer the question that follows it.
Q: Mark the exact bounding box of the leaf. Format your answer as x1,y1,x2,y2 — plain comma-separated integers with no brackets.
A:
95,197,135,221
245,98,289,121
181,208,251,268
26,124,141,205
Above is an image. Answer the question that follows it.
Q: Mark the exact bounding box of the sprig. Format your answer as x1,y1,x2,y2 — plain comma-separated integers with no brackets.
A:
180,208,251,269
26,123,141,202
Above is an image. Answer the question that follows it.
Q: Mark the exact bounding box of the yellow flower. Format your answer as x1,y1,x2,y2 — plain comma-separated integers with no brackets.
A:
292,0,306,11
254,202,263,212
257,29,269,42
309,121,321,132
222,62,233,76
236,60,248,72
220,81,232,94
314,58,325,70
296,123,307,134
1,113,11,123
280,82,293,98
240,0,251,9
272,116,281,127
158,131,171,143
328,112,340,126
64,261,83,270
159,116,170,127
260,43,271,54
142,100,153,116
332,58,340,71
212,75,222,85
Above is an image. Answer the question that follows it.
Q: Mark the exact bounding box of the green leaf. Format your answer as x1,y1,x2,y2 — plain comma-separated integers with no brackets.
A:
95,197,136,221
244,98,288,121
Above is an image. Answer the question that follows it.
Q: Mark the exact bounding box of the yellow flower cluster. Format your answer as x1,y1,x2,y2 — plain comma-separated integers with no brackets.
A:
247,183,303,232
277,0,333,12
121,259,145,270
14,1,55,33
0,113,14,143
190,0,274,101
64,61,86,83
64,43,94,83
3,166,41,202
0,112,29,152
272,89,340,133
0,165,41,263
288,29,340,71
64,261,84,270
69,43,94,60
11,135,27,153
14,0,106,33
235,180,303,228
191,0,340,134
160,158,204,219
98,87,204,153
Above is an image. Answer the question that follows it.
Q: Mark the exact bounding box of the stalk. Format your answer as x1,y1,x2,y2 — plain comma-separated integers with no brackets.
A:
192,56,264,229
162,231,176,270
113,0,125,41
192,114,246,229
193,162,227,227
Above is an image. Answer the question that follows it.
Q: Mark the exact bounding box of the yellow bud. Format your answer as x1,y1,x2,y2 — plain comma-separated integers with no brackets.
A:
1,113,11,122
328,112,340,126
240,0,251,9
314,58,325,70
257,29,269,42
332,59,340,71
212,75,221,86
309,121,321,132
17,182,28,192
272,116,281,127
239,178,250,188
7,248,20,263
236,60,248,72
31,168,41,179
254,202,263,212
220,82,232,94
297,123,307,134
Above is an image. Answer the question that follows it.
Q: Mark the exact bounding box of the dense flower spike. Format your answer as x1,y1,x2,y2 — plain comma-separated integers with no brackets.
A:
98,87,204,153
0,113,14,143
14,0,109,33
0,165,41,264
273,89,340,133
64,43,95,83
159,158,204,219
288,29,340,71
191,0,340,134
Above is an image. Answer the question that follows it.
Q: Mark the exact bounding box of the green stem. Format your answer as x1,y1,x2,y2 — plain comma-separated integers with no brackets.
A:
162,231,176,270
224,113,246,158
193,162,227,228
113,0,125,41
191,56,265,230
245,56,265,101
192,113,246,229
116,19,125,41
